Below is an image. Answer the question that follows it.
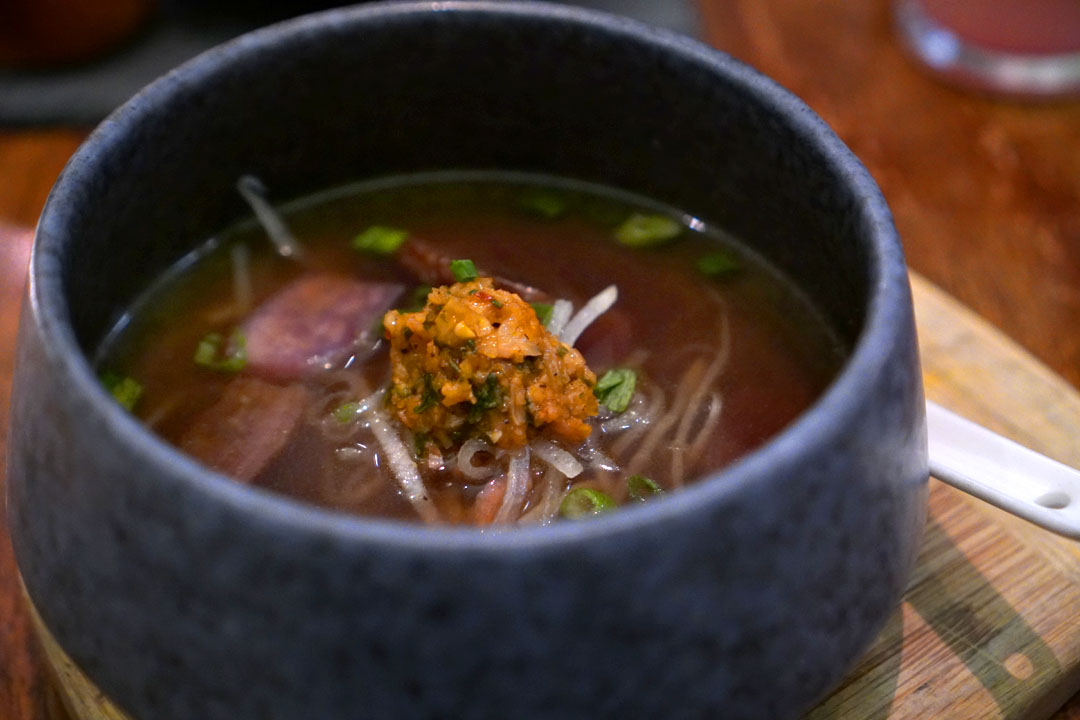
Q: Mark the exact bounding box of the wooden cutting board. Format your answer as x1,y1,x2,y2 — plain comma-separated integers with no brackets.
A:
808,274,1080,720
5,269,1080,720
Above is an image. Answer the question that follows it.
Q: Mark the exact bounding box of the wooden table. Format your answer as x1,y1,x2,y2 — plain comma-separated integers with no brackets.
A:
1,1,1079,717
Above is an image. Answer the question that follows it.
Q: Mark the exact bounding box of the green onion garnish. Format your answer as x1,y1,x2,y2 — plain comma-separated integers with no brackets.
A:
519,190,567,219
628,474,663,501
594,367,637,413
490,298,504,308
696,250,741,277
332,401,361,424
100,372,143,411
469,373,501,422
613,214,683,247
194,329,247,373
560,488,616,519
415,373,440,413
351,225,409,255
414,432,429,458
450,258,478,283
530,302,554,327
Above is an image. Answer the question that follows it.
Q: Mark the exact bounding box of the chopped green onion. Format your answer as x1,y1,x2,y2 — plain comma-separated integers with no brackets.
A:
613,214,683,247
193,335,219,366
490,298,504,309
450,258,478,283
332,401,361,424
628,474,663,501
194,329,247,373
469,373,501,422
351,225,409,255
414,432,429,458
519,190,567,219
100,372,143,411
594,368,636,413
415,373,440,413
560,488,616,519
530,302,554,327
696,250,741,277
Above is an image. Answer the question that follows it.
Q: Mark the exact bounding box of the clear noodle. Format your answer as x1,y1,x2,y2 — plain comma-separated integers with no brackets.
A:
670,313,731,485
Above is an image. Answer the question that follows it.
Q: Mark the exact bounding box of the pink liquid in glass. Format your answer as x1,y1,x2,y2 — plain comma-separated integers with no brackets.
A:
918,0,1080,55
894,0,1080,97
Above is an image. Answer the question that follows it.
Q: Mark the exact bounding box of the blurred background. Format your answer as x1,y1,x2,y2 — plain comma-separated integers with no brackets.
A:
0,0,701,125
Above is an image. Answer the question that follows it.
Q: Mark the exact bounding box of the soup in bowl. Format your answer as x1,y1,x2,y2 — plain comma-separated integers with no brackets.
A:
97,172,845,526
7,2,928,719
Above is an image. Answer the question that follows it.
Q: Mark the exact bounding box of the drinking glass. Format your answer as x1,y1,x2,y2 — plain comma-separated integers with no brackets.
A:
893,0,1080,98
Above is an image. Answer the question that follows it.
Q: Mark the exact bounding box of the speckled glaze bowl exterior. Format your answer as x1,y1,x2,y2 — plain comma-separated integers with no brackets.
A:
7,3,928,719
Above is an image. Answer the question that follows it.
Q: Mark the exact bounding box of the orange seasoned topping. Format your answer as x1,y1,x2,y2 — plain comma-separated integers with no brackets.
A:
382,277,598,449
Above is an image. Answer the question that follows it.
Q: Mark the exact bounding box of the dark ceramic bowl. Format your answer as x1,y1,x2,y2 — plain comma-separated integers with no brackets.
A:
7,2,928,719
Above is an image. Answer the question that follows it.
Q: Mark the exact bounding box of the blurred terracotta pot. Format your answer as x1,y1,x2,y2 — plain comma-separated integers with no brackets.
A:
0,0,154,67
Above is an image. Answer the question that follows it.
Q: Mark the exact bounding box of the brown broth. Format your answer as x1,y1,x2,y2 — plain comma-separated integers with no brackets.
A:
97,173,846,525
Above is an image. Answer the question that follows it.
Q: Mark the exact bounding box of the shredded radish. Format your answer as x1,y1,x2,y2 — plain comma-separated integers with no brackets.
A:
531,440,583,478
493,447,530,525
560,285,617,346
229,242,253,314
457,439,497,481
236,175,305,259
578,441,619,472
547,299,574,337
365,398,438,522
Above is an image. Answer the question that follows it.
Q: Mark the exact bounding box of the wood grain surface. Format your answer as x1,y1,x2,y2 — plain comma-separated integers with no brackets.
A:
699,0,1080,391
2,0,1080,715
808,275,1080,720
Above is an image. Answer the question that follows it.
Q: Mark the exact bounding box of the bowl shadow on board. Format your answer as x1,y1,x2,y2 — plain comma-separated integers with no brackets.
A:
807,513,1061,719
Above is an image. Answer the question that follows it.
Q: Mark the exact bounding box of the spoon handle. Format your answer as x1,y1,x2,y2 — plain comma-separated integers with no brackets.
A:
927,400,1080,539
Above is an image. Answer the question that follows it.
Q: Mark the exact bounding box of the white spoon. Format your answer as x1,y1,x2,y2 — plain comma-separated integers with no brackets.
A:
927,400,1080,539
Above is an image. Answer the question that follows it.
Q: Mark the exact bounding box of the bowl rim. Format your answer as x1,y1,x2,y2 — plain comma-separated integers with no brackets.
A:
27,0,912,553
